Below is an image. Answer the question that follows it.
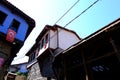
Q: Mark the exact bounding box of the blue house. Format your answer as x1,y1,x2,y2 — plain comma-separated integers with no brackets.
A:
9,62,28,73
0,1,35,43
0,0,35,79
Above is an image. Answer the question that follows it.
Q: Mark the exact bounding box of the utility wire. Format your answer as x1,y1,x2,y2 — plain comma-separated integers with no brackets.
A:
64,0,100,27
50,0,100,42
14,0,80,61
13,0,100,62
54,0,80,24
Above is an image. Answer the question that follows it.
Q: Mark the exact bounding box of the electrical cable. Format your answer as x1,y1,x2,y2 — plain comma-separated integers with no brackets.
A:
13,0,80,62
12,0,100,63
44,0,100,45
50,0,100,40
54,0,80,24
64,0,100,27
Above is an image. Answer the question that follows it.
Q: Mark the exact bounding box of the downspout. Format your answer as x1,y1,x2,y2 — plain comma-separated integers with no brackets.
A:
48,28,59,79
48,30,50,49
57,28,59,48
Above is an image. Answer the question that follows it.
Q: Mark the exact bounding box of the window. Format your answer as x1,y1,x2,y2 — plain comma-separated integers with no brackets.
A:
45,34,48,44
39,34,49,49
41,39,44,48
29,52,36,62
40,42,42,49
10,19,20,32
0,11,7,25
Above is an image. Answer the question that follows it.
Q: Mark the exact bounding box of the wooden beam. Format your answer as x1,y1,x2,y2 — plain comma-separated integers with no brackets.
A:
81,51,89,80
109,38,120,61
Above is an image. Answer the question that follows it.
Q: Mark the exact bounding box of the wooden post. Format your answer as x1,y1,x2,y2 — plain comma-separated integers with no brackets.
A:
109,38,120,61
81,51,89,80
63,56,67,80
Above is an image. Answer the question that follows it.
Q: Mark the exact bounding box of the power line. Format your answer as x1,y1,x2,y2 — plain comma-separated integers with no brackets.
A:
48,0,100,43
12,0,79,62
64,0,100,27
12,0,100,62
54,0,80,24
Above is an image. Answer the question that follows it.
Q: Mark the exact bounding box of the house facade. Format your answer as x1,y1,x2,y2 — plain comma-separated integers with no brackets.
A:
26,25,81,80
53,18,120,80
0,0,35,79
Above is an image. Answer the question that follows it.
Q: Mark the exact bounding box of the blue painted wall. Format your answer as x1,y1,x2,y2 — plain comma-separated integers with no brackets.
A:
0,4,28,42
18,63,28,73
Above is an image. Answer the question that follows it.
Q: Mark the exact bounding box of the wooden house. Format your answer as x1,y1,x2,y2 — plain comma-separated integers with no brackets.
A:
53,18,120,80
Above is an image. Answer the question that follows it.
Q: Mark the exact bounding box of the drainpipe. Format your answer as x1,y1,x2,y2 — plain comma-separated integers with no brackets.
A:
57,27,59,48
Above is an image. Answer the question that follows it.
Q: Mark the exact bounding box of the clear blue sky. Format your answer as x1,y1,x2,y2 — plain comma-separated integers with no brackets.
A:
8,0,120,64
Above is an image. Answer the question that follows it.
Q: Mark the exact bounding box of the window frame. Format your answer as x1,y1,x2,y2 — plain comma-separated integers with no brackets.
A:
10,19,20,32
0,10,7,25
39,33,49,49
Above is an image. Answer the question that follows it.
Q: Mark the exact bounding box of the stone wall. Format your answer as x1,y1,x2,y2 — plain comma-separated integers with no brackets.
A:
27,62,47,80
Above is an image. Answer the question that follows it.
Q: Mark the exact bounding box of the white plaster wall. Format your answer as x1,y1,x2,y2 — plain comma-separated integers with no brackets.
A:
58,28,80,50
49,30,57,49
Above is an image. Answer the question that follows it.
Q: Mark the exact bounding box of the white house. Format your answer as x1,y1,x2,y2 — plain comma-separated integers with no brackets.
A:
36,25,81,57
26,25,81,80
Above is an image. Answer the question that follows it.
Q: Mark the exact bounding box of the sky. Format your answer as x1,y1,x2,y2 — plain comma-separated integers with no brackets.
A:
7,0,120,64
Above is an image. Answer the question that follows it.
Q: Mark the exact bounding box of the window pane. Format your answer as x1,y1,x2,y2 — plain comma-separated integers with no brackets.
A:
10,19,20,32
0,11,7,25
45,34,48,43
